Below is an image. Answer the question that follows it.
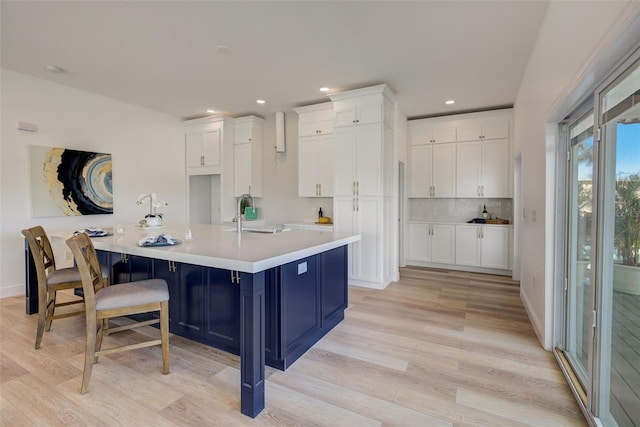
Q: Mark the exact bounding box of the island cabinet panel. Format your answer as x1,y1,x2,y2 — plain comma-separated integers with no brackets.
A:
265,246,348,370
280,255,321,355
110,253,153,285
151,259,240,351
108,252,154,322
321,246,348,324
205,268,241,354
151,259,206,339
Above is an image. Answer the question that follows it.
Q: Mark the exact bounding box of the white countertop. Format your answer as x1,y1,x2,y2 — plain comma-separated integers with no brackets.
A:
408,219,512,226
284,222,334,231
51,223,360,274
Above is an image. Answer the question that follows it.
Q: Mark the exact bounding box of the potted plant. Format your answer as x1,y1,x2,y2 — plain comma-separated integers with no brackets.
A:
136,193,168,227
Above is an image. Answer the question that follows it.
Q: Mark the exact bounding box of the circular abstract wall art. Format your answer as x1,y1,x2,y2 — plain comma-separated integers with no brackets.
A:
29,145,113,217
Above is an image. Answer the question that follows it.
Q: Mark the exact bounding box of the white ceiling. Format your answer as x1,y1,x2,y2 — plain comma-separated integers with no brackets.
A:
0,1,549,120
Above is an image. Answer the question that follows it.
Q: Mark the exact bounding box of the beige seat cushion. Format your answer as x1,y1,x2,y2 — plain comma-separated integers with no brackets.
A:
47,265,110,286
95,279,168,311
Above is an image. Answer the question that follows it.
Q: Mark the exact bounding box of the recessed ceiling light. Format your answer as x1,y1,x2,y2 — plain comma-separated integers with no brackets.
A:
46,65,64,73
216,45,231,54
206,109,216,113
319,87,330,92
256,99,266,105
445,99,456,105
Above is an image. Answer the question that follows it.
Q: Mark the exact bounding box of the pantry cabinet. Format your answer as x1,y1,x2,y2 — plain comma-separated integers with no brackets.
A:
406,223,455,265
295,103,334,197
330,84,396,288
455,224,511,270
234,116,263,197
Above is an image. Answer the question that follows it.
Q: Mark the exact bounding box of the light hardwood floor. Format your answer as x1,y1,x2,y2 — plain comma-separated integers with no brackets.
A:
0,267,586,426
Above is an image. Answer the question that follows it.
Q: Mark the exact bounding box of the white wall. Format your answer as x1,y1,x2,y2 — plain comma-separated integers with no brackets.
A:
0,70,185,297
259,112,335,224
514,1,638,349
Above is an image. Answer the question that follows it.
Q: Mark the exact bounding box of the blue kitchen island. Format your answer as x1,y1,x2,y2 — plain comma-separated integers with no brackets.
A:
25,223,359,418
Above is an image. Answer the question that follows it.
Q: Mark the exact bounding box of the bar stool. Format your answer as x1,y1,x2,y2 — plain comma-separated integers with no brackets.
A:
66,232,170,393
21,226,108,349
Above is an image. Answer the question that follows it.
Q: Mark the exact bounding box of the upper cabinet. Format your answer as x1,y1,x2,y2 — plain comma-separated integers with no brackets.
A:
185,119,223,175
295,103,334,198
233,116,264,197
408,109,513,199
409,121,456,145
456,117,510,142
297,103,334,137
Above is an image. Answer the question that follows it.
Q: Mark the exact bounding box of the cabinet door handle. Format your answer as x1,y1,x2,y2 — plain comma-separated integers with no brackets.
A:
356,181,359,195
356,198,359,211
481,185,485,196
230,270,240,284
352,181,356,196
319,184,322,196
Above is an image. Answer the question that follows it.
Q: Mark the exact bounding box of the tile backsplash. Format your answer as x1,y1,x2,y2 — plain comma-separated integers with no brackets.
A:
408,198,513,222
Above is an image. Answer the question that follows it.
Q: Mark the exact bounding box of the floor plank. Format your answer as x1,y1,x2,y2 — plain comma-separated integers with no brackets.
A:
0,266,585,426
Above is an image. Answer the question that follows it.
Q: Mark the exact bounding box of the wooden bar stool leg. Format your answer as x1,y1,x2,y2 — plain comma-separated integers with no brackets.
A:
45,291,56,331
35,295,47,349
81,315,97,394
161,301,170,374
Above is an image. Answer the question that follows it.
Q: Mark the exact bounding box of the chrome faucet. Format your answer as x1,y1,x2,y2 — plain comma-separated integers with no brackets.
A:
236,193,254,233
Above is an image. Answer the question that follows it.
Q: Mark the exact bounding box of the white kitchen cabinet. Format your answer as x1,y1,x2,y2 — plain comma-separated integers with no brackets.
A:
298,134,334,197
330,84,396,288
407,223,455,265
456,138,509,198
456,117,509,142
334,123,385,197
186,123,222,175
296,103,334,137
334,98,382,128
408,143,456,198
409,121,456,145
455,224,510,269
233,116,263,197
295,103,334,197
334,196,384,284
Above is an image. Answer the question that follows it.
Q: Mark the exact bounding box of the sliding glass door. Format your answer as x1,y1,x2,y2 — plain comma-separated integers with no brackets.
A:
565,112,595,389
560,53,639,427
597,60,640,427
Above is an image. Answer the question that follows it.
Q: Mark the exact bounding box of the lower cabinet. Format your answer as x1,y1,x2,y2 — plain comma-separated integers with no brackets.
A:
455,225,511,270
406,223,455,265
205,268,240,354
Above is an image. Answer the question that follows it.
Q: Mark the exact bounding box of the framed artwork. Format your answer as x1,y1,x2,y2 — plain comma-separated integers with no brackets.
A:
29,145,113,217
